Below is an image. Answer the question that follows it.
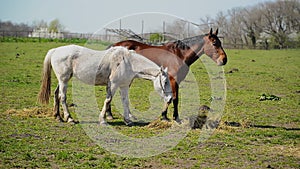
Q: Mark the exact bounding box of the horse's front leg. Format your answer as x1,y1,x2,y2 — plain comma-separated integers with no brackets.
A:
161,100,171,121
120,87,133,126
172,82,181,123
161,78,177,121
161,102,171,121
172,95,180,123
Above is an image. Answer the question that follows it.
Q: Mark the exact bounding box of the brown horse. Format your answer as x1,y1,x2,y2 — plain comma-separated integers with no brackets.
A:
107,28,227,122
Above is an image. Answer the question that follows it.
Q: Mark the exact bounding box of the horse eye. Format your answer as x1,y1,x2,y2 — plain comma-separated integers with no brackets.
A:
212,40,217,45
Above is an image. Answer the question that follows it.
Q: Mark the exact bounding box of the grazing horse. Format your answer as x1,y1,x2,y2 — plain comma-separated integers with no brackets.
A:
38,45,172,126
109,28,227,122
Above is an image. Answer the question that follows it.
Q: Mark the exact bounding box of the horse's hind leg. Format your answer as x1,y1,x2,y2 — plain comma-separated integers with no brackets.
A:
105,104,114,120
53,85,63,122
105,96,135,121
99,97,111,126
120,87,133,126
99,83,117,126
58,82,75,123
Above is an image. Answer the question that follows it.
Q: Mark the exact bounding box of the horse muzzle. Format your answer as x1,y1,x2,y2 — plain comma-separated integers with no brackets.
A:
164,95,173,103
217,54,227,66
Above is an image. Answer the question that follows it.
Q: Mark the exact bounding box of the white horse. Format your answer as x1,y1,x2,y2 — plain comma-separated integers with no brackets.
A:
38,45,172,126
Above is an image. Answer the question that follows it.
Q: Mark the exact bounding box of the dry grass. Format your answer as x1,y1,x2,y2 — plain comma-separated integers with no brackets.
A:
146,118,173,129
5,106,53,118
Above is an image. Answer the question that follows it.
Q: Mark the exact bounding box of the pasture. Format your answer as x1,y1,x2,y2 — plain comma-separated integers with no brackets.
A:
0,42,299,168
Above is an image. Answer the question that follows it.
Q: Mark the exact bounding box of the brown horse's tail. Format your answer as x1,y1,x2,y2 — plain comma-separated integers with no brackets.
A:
38,49,54,104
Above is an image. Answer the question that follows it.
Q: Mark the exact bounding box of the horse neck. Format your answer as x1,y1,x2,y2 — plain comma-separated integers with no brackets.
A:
180,36,205,66
182,44,202,66
130,53,160,80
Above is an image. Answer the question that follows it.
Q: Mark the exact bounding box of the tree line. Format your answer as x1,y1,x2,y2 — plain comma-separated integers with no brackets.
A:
199,0,300,49
0,19,65,35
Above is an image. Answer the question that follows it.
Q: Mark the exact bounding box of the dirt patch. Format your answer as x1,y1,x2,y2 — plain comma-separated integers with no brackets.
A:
226,68,239,74
272,145,300,158
5,107,53,118
9,133,41,139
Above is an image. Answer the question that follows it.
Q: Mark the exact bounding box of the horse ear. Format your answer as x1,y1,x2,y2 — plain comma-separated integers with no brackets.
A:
160,66,168,74
214,28,219,35
209,28,213,36
160,66,164,71
164,67,168,73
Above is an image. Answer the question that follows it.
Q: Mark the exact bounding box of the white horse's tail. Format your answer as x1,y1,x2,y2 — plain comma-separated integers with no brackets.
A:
38,49,54,104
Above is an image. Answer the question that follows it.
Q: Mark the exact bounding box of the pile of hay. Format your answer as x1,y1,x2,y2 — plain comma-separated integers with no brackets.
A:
5,107,53,118
146,105,213,130
146,118,173,130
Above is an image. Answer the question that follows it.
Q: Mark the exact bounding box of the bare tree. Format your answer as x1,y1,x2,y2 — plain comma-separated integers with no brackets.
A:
166,19,187,39
258,0,300,48
199,15,214,33
200,0,300,49
226,7,245,48
32,20,48,29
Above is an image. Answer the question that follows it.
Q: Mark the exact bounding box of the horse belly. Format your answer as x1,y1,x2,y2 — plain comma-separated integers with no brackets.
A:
94,71,110,85
73,62,110,86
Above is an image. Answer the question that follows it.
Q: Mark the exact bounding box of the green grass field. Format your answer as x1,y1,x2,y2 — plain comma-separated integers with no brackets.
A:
0,42,299,168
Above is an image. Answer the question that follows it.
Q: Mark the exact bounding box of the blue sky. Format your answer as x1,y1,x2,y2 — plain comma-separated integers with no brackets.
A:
0,0,272,33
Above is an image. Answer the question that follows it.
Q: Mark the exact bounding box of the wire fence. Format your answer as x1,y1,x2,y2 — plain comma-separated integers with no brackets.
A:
2,30,296,49
0,30,255,49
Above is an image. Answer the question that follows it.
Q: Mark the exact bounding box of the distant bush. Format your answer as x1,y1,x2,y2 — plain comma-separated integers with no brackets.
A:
149,33,163,43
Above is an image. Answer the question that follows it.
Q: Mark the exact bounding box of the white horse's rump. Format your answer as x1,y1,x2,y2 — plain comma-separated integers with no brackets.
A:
38,45,172,126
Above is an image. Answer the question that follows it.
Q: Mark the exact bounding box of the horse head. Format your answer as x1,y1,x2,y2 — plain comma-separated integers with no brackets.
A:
202,28,227,66
154,67,173,104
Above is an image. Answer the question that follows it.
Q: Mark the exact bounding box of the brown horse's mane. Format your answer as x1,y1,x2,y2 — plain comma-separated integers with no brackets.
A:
171,40,190,50
180,35,206,48
165,34,206,51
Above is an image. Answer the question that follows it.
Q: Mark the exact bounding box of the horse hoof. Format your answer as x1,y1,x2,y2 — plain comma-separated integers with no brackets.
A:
67,118,78,124
161,117,171,122
124,119,134,127
129,114,137,120
55,116,64,122
126,121,134,127
100,121,108,126
106,115,114,120
174,118,182,124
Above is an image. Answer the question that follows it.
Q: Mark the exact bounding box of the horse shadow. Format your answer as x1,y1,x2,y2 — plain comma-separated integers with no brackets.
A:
109,121,150,127
225,121,300,131
78,120,150,127
77,118,300,131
